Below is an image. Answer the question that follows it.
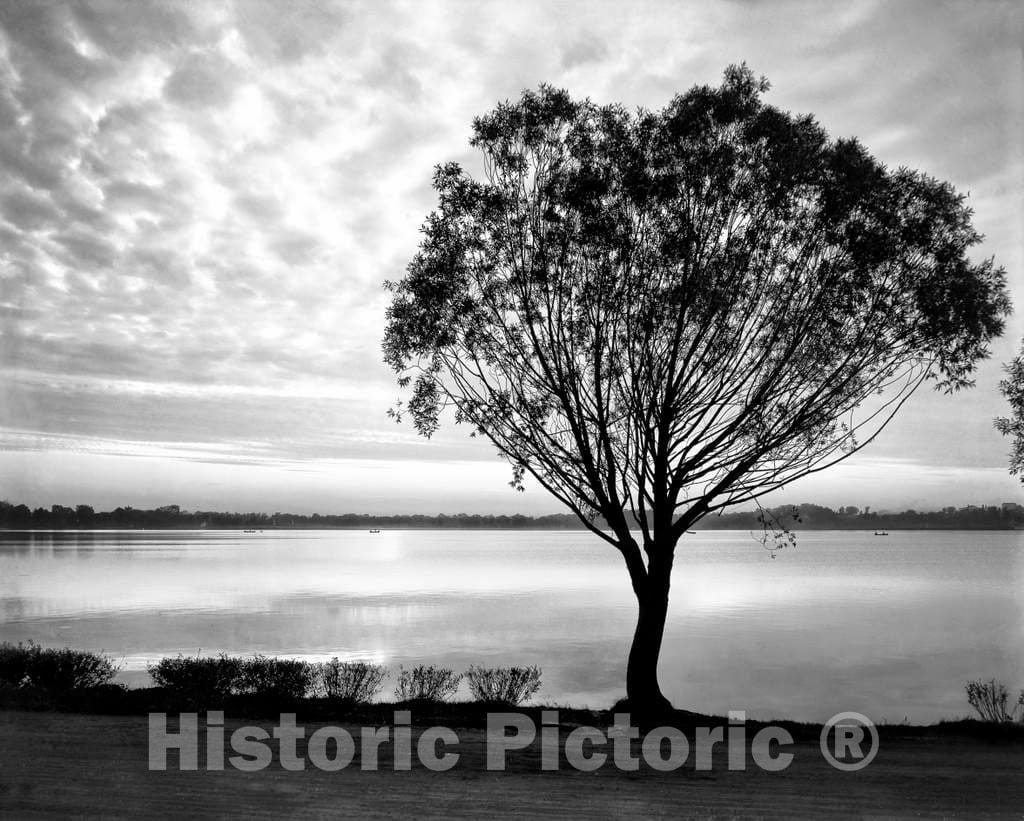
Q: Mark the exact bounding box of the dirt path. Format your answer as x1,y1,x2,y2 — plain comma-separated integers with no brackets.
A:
1,710,1022,818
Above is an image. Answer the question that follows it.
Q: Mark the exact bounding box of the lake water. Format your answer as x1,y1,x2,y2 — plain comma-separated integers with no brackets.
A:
1,528,1022,723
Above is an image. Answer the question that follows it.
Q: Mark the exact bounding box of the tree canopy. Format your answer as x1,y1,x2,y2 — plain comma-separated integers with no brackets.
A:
383,65,1010,710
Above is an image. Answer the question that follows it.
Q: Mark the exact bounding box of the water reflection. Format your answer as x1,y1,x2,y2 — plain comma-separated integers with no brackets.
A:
1,528,1021,721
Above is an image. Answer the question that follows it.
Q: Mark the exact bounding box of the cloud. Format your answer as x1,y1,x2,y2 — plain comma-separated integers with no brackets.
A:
0,304,43,320
1,187,62,229
68,0,201,59
561,34,609,70
269,229,321,266
0,0,1019,510
162,52,240,108
53,226,120,269
231,0,349,63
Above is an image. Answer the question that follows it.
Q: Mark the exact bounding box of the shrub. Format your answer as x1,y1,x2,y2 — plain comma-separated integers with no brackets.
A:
237,655,313,700
465,665,542,706
26,647,119,692
149,654,315,704
0,642,118,692
314,659,388,703
0,642,34,686
148,654,242,703
394,665,463,702
966,678,1024,723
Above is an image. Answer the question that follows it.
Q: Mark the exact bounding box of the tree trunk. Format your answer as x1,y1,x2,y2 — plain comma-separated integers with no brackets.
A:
625,577,673,716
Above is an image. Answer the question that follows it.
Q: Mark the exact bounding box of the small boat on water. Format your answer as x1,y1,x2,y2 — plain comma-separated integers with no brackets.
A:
369,529,381,534
874,531,889,536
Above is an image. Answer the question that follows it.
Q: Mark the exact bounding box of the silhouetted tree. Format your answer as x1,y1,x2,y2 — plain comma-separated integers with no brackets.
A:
11,503,31,527
49,505,74,528
75,505,95,527
995,342,1024,481
383,66,1011,713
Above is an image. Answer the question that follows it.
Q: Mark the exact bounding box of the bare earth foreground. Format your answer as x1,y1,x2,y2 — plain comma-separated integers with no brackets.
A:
1,710,1022,819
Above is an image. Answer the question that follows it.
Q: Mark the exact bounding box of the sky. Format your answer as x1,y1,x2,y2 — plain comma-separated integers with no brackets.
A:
0,0,1021,515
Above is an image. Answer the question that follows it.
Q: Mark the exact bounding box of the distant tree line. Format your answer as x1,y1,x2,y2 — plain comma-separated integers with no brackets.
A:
703,502,1024,531
1,500,1022,531
0,501,585,530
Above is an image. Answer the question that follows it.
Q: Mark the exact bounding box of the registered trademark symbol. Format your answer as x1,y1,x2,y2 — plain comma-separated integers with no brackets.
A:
820,711,879,771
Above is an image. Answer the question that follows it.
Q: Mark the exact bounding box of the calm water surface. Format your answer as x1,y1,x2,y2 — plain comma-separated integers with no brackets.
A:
2,528,1021,722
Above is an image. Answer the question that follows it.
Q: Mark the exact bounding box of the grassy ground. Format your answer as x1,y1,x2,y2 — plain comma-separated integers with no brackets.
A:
2,703,1023,819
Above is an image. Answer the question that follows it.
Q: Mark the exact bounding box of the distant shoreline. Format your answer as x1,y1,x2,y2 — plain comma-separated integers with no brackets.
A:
4,499,1023,531
3,524,1024,531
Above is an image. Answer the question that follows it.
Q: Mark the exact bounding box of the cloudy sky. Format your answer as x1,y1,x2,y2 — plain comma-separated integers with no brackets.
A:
0,0,1021,515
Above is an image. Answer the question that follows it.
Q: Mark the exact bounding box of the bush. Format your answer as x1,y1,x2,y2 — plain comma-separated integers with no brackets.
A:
394,665,463,702
148,654,242,704
466,665,542,705
0,642,34,686
237,655,313,700
26,647,119,692
966,678,1024,723
314,659,388,703
0,642,118,692
149,654,314,704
